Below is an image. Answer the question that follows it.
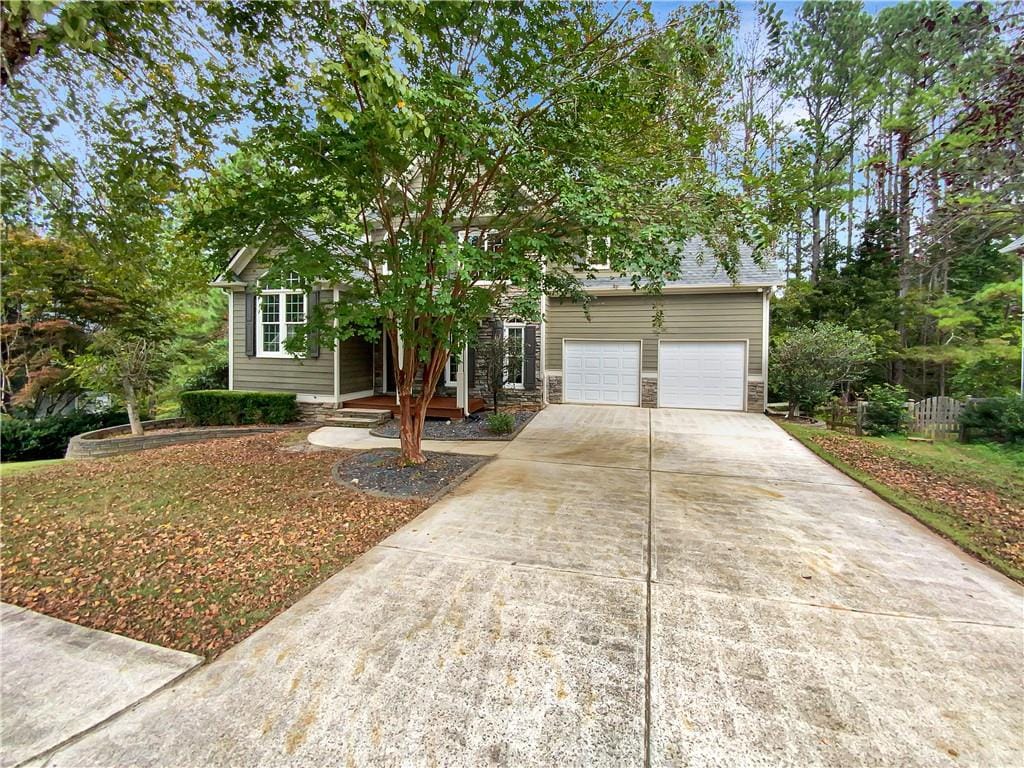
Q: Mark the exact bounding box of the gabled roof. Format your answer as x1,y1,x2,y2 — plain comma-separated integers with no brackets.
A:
998,234,1024,254
584,238,784,291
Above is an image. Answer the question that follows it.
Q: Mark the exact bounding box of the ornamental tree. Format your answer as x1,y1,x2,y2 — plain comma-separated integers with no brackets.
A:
770,321,876,417
185,1,770,463
72,330,172,435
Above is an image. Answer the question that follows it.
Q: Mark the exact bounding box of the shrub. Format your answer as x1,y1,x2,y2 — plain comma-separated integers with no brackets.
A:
862,384,909,436
1,410,130,462
179,390,299,426
770,322,876,417
960,396,1024,444
485,411,515,435
181,361,229,392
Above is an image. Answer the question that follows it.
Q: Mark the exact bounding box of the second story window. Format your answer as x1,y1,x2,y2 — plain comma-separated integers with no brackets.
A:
461,229,505,252
587,235,612,270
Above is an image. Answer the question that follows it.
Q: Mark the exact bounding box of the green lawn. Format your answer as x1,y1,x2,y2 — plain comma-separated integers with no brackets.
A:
0,459,65,478
781,423,1024,583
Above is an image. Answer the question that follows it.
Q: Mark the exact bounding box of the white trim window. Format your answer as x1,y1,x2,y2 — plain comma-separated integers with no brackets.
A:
504,321,526,389
258,272,307,358
445,353,459,386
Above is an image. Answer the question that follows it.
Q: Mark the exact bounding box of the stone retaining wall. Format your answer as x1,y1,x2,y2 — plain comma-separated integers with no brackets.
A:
66,419,297,459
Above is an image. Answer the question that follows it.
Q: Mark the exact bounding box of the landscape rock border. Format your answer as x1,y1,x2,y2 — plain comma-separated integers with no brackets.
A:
65,418,300,459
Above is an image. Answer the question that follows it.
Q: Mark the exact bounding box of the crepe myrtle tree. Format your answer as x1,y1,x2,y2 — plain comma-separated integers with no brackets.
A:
184,1,772,464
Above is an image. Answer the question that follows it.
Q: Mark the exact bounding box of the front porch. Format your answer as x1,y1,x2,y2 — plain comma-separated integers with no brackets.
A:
342,394,488,421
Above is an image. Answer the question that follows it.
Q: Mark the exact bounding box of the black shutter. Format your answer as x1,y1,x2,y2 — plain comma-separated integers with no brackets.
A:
524,324,537,390
307,290,320,359
244,292,256,357
467,346,476,387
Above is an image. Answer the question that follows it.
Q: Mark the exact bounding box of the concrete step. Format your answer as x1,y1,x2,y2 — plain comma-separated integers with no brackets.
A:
334,408,391,419
322,408,390,429
322,416,383,428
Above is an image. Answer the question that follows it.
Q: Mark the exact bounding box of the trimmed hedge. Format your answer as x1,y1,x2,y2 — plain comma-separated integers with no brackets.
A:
2,410,130,462
179,390,299,426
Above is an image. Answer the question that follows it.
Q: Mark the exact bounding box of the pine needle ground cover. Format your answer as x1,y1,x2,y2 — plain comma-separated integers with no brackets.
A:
781,423,1024,583
1,432,424,657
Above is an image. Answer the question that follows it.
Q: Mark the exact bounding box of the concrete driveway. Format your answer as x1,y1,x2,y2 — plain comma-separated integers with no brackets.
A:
35,406,1023,767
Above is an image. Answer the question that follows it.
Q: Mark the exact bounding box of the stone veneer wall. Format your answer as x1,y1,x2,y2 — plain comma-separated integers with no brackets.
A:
546,375,563,404
641,378,658,408
747,381,765,413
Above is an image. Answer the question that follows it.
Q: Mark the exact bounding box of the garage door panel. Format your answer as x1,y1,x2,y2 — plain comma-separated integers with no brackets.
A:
564,341,641,406
659,341,745,411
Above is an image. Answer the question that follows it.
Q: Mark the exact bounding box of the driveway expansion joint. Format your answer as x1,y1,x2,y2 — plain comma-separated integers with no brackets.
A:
376,543,648,584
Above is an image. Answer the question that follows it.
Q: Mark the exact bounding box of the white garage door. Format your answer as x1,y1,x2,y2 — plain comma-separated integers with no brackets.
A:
563,340,641,405
659,341,746,411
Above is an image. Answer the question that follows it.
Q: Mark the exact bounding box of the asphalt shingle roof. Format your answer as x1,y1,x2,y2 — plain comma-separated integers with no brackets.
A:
585,238,784,289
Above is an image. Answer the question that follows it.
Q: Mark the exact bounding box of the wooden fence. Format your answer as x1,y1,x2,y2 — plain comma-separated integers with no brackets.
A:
847,395,966,439
909,396,964,439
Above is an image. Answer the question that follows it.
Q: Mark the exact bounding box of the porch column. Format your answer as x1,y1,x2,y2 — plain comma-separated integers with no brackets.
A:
395,330,402,406
458,342,470,416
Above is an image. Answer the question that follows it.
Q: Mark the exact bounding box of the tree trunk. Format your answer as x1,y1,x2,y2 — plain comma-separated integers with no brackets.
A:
893,128,913,386
810,205,821,284
123,381,144,436
397,387,427,465
794,222,804,281
847,146,856,251
396,338,449,465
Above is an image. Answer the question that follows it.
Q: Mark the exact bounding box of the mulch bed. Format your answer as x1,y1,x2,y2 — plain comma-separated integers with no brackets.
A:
1,431,426,658
807,431,1024,571
333,449,488,499
371,409,536,441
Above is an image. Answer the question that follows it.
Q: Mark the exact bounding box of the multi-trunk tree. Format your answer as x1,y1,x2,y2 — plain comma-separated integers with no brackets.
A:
185,1,769,463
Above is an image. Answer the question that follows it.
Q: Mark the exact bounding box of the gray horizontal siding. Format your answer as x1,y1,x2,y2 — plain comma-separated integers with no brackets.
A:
231,291,334,396
339,336,373,393
546,292,764,376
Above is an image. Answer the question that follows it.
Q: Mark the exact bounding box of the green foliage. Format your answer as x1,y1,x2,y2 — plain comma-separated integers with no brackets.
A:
181,361,229,393
178,390,298,426
948,341,1021,399
1,410,128,462
960,396,1024,445
862,383,909,436
484,412,515,436
72,331,173,418
770,322,876,415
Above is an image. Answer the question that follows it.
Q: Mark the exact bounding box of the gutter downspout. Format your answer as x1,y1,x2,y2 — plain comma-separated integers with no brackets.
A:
226,290,234,390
